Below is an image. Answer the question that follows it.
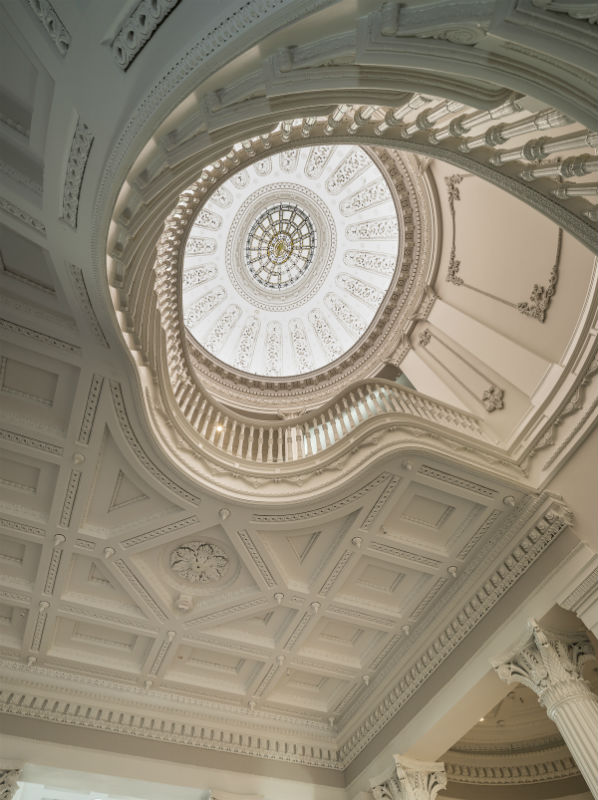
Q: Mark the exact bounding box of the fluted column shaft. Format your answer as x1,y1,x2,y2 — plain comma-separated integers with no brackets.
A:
493,619,598,798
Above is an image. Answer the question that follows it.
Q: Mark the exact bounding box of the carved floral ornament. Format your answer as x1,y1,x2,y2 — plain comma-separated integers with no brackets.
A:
169,541,229,583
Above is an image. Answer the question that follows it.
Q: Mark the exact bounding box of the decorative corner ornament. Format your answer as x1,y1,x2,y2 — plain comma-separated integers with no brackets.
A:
482,384,504,412
169,541,229,583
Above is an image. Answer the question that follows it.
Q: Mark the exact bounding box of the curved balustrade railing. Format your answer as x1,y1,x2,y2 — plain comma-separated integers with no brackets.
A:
109,89,596,482
171,377,486,464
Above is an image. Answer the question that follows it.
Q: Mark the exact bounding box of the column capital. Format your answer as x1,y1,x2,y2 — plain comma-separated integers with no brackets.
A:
369,756,447,799
492,618,596,712
0,767,22,800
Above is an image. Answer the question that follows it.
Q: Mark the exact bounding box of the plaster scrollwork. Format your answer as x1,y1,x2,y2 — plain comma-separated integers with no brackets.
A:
309,308,342,359
22,0,71,55
346,218,399,240
205,304,241,353
326,147,370,193
211,186,233,208
184,286,226,328
344,250,396,276
325,293,367,335
193,208,223,231
0,768,22,800
531,0,598,24
62,120,94,229
111,0,181,69
169,542,229,583
340,180,391,215
182,263,218,290
444,173,466,286
336,273,385,307
517,227,563,322
234,316,260,371
254,156,272,176
279,148,299,171
264,320,282,376
289,318,314,372
231,170,249,189
305,145,333,178
185,237,217,255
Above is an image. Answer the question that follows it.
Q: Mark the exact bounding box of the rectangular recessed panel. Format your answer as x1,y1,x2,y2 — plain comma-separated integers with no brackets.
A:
72,621,136,651
0,537,26,565
0,456,40,493
1,357,58,406
402,495,454,528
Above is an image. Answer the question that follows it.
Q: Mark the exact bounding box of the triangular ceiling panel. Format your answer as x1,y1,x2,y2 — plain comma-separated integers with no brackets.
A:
82,427,181,536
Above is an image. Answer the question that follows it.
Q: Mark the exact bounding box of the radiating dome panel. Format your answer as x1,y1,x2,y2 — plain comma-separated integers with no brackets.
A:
181,144,400,377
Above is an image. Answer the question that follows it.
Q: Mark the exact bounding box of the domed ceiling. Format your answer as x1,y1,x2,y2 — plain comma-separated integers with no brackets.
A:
181,145,399,378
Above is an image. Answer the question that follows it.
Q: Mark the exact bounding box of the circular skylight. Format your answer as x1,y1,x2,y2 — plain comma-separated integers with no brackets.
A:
246,203,316,289
182,144,400,377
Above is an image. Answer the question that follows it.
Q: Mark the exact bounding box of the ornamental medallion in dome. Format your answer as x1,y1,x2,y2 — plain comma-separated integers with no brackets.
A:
225,181,336,313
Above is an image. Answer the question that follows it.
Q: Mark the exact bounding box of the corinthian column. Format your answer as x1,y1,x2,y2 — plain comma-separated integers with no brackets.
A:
492,619,598,798
370,755,447,799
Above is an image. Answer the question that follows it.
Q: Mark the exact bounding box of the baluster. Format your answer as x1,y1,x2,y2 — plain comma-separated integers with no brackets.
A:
375,94,429,136
199,406,213,438
301,116,317,137
303,421,313,456
347,391,362,423
247,425,255,460
521,155,598,181
460,109,571,153
267,428,274,463
190,396,207,428
236,423,246,458
325,408,338,443
430,96,522,143
227,420,237,455
401,100,464,139
348,105,376,134
324,104,350,135
320,414,332,447
257,427,265,462
492,130,597,166
552,182,597,198
277,426,283,462
280,121,293,142
356,386,370,418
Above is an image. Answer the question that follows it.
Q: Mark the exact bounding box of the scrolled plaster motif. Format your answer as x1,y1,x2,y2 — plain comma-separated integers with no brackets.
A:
112,0,181,69
61,121,94,229
22,0,70,54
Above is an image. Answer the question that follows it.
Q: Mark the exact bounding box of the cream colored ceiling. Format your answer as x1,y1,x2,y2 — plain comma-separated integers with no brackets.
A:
0,0,596,795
